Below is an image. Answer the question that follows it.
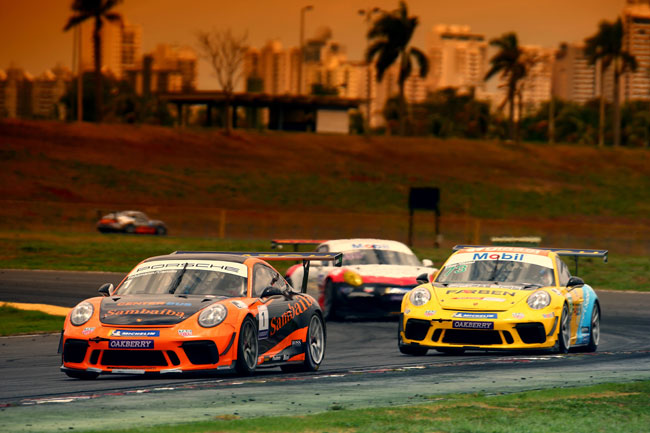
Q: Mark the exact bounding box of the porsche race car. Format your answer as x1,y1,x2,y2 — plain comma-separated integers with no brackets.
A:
399,245,607,355
59,251,341,379
283,239,436,320
96,210,167,235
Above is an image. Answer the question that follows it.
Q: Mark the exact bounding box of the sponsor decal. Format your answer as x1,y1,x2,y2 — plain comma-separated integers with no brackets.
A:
272,354,283,361
451,296,505,302
258,305,269,339
575,305,581,316
446,289,516,297
291,339,303,347
109,339,154,349
82,327,95,335
177,329,192,337
404,308,411,315
424,310,437,317
543,312,555,319
108,329,160,337
472,252,525,261
582,327,590,333
512,313,525,319
105,309,186,319
231,300,247,309
351,243,390,250
270,298,313,336
452,321,494,330
454,312,497,319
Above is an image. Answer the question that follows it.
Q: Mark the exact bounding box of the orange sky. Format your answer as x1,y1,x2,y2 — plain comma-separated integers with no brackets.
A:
0,0,628,89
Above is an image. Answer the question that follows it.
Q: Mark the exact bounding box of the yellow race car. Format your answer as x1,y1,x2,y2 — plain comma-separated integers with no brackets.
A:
399,245,607,355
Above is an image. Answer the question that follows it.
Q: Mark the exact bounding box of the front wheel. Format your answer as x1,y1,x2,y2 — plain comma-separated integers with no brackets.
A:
235,317,258,375
398,326,428,356
555,304,571,354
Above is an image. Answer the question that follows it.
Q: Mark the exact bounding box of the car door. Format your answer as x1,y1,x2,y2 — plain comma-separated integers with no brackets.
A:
252,263,294,361
556,257,583,343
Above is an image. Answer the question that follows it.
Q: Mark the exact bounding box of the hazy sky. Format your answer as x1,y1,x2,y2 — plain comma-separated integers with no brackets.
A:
1,0,627,89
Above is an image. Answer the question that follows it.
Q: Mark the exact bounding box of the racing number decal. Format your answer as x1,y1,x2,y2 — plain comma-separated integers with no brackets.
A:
258,305,269,339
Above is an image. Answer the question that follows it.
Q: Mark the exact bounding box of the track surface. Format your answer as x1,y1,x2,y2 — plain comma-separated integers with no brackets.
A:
1,270,649,432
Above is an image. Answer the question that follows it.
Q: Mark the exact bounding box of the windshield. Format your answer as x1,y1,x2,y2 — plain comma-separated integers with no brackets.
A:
341,249,421,266
436,260,555,286
117,260,248,297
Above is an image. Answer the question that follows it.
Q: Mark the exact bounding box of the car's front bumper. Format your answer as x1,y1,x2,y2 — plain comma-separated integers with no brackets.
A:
333,283,415,317
400,306,561,350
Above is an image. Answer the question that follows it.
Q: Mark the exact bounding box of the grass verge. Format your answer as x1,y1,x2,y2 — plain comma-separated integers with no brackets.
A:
0,305,64,336
71,380,650,433
1,231,647,291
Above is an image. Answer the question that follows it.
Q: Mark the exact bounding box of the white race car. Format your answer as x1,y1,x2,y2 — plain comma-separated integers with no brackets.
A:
281,239,436,320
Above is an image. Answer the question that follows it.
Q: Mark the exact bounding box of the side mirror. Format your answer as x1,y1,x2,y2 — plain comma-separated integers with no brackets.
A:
98,283,114,297
566,276,584,288
422,259,434,267
416,273,429,285
261,286,284,298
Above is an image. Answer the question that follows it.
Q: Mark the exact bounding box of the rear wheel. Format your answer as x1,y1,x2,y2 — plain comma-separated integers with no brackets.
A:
555,304,571,354
64,370,99,380
282,313,326,372
322,281,340,321
155,226,167,235
124,224,135,234
235,317,258,375
579,302,600,353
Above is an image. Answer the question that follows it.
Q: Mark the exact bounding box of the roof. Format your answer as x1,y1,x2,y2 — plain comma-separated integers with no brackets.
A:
324,238,413,254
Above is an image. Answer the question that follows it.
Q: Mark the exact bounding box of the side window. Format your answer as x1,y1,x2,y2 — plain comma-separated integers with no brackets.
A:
253,264,275,297
253,264,287,297
555,257,571,286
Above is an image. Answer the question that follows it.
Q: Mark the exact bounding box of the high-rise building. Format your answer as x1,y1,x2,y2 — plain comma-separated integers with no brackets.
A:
622,0,650,101
0,67,33,118
552,43,597,104
428,24,488,93
31,65,72,119
79,19,142,79
124,44,197,94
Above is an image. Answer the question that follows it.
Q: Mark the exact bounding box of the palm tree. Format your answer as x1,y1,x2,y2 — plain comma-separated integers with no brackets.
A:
64,0,122,122
366,1,428,135
585,18,637,147
485,32,526,142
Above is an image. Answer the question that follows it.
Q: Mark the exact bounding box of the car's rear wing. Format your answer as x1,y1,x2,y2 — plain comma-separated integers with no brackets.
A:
172,251,342,293
270,239,328,251
452,245,608,274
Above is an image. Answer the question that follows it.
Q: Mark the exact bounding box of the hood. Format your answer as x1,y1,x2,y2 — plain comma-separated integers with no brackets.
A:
433,283,529,311
99,295,223,325
344,264,432,285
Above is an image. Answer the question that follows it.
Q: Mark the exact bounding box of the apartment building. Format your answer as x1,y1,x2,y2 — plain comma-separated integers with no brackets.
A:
552,43,597,104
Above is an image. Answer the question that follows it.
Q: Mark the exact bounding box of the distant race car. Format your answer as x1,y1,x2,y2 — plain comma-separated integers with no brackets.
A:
399,245,607,355
96,210,167,235
281,239,436,320
59,250,341,379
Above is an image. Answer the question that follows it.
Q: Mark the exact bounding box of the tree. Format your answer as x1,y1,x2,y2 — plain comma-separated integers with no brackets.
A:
585,18,637,147
196,28,248,134
64,0,122,122
485,32,526,142
366,1,428,136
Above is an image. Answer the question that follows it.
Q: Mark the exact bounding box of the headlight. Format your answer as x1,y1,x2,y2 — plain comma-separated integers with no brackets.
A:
409,287,431,306
70,301,94,326
198,303,228,328
527,290,551,310
343,270,363,287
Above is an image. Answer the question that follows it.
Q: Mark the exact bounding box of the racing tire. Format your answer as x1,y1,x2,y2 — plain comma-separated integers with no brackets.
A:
155,226,167,235
576,302,600,353
322,281,341,321
436,348,466,355
554,303,571,354
64,370,99,380
398,327,428,356
124,224,135,234
235,316,258,376
281,313,326,372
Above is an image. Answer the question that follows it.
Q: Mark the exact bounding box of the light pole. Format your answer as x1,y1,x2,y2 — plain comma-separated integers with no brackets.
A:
358,7,380,133
298,5,314,95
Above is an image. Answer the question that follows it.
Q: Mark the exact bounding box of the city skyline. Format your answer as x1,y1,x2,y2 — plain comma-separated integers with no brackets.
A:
1,0,627,89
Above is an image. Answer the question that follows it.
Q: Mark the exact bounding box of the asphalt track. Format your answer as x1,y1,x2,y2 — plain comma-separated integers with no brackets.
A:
1,269,649,432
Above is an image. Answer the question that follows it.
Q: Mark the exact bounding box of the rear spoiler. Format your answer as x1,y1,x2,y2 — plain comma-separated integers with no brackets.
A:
172,251,342,293
270,239,328,251
452,245,608,274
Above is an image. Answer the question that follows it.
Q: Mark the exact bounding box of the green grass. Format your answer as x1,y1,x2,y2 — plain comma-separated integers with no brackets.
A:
0,305,64,336
71,380,650,433
1,231,647,291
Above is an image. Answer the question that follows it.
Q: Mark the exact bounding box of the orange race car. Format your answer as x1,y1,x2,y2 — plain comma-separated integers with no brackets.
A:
59,251,341,379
